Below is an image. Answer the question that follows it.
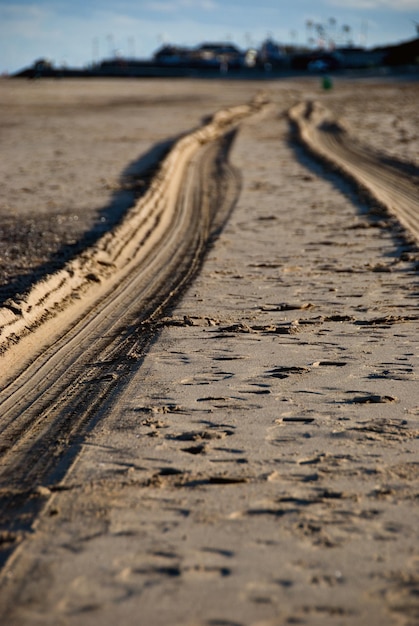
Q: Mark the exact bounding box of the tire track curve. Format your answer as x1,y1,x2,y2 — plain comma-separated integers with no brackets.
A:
0,95,268,568
0,95,268,367
289,100,419,243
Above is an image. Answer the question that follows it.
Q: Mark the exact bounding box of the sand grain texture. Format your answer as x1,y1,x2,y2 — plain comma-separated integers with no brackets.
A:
0,77,418,626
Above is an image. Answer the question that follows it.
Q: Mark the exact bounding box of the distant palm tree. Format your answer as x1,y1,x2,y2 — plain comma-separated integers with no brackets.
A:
306,19,314,46
328,17,337,48
316,23,326,48
342,24,352,46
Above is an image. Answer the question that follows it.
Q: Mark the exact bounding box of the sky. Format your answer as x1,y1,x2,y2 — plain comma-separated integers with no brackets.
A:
1,0,419,74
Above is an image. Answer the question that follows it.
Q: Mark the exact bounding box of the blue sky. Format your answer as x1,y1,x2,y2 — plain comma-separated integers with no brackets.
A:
1,0,419,73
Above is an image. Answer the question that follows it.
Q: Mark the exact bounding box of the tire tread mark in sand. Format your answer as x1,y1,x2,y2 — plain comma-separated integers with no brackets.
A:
289,100,419,243
0,120,247,570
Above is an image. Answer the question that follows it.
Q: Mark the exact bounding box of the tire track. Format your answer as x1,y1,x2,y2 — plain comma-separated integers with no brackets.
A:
289,100,419,243
0,98,267,568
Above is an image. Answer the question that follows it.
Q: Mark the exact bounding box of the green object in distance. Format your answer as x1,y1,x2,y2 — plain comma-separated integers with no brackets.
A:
322,75,333,90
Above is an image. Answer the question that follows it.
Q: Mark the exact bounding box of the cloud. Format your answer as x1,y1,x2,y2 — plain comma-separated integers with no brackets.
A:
0,3,48,25
0,3,59,41
326,0,419,9
145,0,217,13
0,0,229,72
180,0,217,7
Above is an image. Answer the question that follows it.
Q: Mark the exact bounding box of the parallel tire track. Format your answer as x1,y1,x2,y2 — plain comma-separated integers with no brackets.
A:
0,102,264,567
289,100,419,244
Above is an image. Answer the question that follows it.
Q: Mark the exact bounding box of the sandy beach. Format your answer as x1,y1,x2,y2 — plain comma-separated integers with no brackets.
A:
0,76,418,625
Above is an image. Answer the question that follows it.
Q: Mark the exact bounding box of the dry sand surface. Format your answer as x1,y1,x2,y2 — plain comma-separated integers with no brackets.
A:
0,77,419,625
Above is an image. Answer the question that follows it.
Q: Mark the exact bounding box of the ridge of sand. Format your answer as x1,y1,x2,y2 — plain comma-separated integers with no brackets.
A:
289,100,419,244
0,94,268,359
1,97,418,626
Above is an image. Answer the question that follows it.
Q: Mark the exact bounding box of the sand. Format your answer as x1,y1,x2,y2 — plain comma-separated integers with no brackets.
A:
0,76,418,625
